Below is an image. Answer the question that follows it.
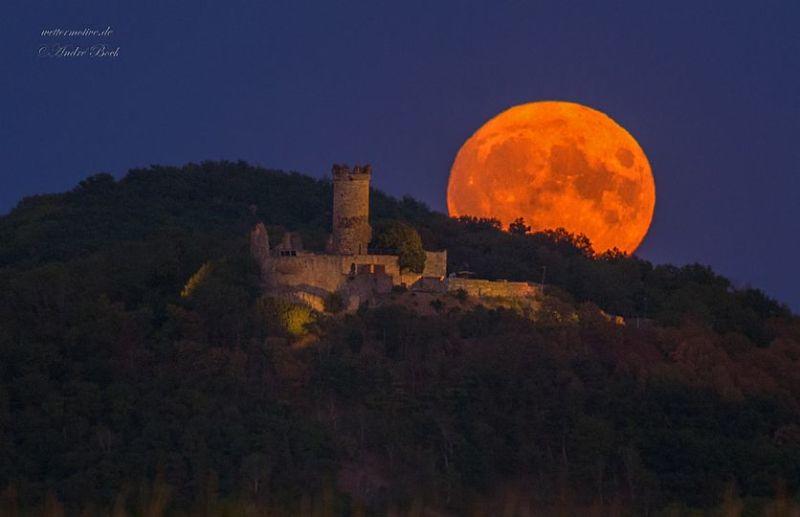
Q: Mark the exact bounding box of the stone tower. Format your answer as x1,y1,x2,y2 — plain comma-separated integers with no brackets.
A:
331,163,372,255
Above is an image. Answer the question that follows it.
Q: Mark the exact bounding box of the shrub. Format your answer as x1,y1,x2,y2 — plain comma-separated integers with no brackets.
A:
371,220,426,273
256,296,314,337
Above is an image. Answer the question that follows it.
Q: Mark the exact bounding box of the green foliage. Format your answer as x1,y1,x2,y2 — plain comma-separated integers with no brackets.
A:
371,219,426,273
0,160,797,514
256,296,314,337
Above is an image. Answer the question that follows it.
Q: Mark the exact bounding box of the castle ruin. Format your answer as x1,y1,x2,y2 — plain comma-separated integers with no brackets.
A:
250,164,448,311
249,163,542,312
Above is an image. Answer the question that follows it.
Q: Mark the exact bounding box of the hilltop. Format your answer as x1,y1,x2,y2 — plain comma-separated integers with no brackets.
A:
0,161,798,515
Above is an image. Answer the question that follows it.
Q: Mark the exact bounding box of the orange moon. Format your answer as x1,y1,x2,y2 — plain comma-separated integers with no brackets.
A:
447,101,655,254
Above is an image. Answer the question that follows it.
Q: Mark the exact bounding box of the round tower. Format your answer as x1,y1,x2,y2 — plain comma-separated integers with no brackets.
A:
331,163,372,255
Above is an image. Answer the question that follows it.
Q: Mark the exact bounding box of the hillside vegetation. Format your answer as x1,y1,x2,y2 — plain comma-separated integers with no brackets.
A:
0,161,798,515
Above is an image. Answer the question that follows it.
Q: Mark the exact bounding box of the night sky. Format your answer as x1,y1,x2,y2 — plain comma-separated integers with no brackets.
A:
2,1,798,309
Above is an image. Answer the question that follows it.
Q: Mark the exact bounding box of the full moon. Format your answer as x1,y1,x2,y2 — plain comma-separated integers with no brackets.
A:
447,101,655,254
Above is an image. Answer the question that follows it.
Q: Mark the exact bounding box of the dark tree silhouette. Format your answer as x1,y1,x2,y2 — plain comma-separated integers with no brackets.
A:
508,217,531,235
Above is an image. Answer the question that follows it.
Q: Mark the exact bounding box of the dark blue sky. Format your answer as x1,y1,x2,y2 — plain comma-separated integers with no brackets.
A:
2,1,798,309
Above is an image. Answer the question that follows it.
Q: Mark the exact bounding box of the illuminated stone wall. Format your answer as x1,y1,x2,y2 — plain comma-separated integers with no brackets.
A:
422,250,447,278
263,253,402,310
398,250,448,290
446,278,541,299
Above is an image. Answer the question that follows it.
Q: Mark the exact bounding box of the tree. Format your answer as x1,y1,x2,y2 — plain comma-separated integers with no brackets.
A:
531,227,594,257
256,296,314,337
371,220,426,273
508,217,531,235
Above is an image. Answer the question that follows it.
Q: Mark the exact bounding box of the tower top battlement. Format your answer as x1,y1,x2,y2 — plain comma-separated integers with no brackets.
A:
332,163,371,178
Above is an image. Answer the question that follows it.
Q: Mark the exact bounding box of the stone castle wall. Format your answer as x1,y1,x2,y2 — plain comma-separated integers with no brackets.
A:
422,251,447,278
255,241,540,309
250,223,270,265
398,250,448,290
446,278,541,298
266,253,401,289
264,253,402,311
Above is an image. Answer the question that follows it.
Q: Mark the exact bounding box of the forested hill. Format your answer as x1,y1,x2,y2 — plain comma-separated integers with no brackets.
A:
1,161,799,514
1,161,791,339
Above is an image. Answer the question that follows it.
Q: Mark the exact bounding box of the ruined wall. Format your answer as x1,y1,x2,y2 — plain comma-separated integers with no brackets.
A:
266,253,345,294
422,250,447,279
331,164,372,255
396,250,448,289
263,253,402,311
446,278,541,298
250,222,270,269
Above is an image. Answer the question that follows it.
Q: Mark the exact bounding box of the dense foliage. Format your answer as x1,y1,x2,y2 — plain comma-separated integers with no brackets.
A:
370,220,426,273
0,161,798,514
